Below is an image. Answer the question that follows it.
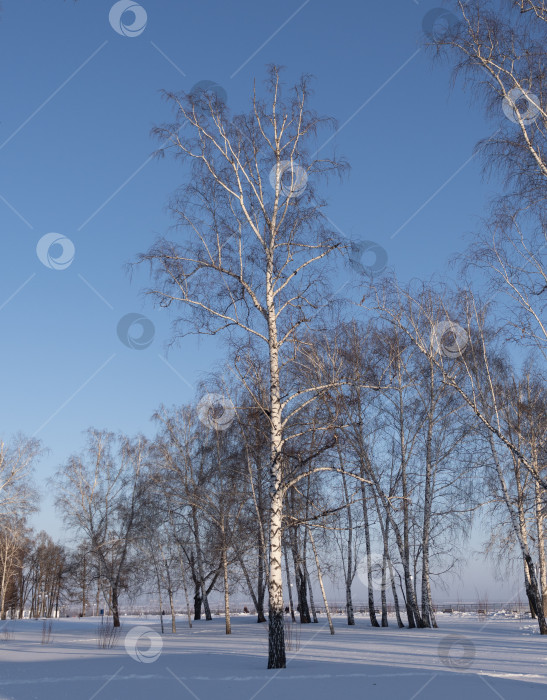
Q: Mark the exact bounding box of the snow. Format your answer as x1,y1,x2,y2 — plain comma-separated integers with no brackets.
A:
1,613,546,699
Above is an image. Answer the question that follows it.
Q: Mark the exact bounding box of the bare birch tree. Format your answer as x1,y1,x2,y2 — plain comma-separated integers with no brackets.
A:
427,0,546,357
138,67,348,668
0,435,41,521
53,430,147,627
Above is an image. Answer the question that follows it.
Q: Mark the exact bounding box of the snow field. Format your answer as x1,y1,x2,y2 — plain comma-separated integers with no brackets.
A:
0,612,546,699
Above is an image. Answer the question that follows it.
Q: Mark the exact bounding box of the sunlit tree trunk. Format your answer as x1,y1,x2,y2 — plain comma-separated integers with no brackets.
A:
176,549,192,628
489,433,547,633
421,361,436,628
307,526,334,634
222,544,231,635
306,563,318,623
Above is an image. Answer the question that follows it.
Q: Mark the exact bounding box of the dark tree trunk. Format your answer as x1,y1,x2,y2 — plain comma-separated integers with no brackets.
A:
525,554,547,633
290,527,311,624
257,603,266,623
112,586,120,628
193,585,202,620
380,547,388,628
202,591,213,621
267,608,286,670
257,527,267,623
359,471,379,627
405,595,416,628
295,565,311,623
237,550,266,623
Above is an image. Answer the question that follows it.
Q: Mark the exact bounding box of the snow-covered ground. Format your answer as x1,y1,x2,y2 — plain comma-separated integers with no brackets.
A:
0,612,546,699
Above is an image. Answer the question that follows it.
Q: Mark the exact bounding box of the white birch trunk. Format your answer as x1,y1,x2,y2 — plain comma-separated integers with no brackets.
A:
307,526,334,635
488,432,547,633
177,549,193,629
266,229,286,668
222,544,231,635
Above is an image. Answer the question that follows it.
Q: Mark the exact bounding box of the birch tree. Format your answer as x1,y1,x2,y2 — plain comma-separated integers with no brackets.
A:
428,0,546,219
0,520,23,619
427,0,546,358
139,67,348,668
372,284,547,490
53,430,147,627
0,435,41,521
481,365,547,622
372,282,547,632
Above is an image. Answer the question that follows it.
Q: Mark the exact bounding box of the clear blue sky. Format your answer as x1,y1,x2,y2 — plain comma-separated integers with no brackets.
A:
0,0,512,597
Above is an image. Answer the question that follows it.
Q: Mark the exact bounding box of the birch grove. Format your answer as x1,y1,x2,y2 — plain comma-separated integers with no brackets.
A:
2,0,545,665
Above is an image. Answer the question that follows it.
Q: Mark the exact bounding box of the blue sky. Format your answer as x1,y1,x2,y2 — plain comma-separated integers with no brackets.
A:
0,0,516,598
